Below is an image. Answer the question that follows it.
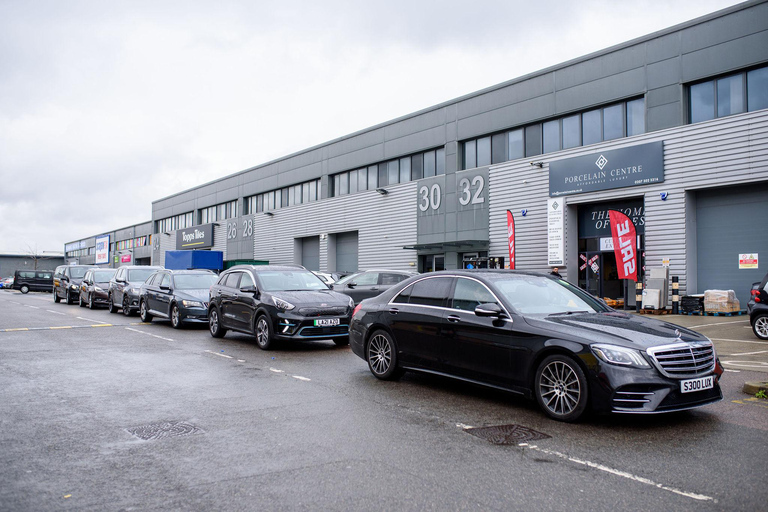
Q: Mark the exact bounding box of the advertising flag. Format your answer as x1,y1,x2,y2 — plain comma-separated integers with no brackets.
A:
506,210,515,270
608,210,637,282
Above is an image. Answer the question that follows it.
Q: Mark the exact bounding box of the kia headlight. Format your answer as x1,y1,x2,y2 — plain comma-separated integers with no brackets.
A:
272,296,295,311
70,284,79,290
592,344,651,369
181,300,203,308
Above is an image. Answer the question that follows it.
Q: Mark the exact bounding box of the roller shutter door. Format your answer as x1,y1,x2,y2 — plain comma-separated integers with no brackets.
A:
696,183,768,306
336,231,358,273
301,237,320,271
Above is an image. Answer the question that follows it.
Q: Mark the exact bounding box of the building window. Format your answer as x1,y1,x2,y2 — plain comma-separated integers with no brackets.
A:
329,147,445,197
460,97,646,170
689,65,768,123
244,178,321,214
156,212,193,233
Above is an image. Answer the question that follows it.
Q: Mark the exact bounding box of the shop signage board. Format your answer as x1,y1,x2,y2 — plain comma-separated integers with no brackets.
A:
176,224,214,250
549,141,664,197
121,254,132,263
739,253,758,269
547,198,565,266
94,235,110,265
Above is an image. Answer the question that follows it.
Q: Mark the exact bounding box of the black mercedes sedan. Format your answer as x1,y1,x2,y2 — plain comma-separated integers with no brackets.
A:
208,265,354,349
350,270,723,422
138,269,219,329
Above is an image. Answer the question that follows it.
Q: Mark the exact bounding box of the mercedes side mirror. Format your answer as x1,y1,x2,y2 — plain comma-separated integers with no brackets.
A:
474,303,504,318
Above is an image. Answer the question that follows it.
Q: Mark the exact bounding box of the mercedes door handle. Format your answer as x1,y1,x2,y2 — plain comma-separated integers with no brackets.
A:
447,315,461,323
388,308,399,315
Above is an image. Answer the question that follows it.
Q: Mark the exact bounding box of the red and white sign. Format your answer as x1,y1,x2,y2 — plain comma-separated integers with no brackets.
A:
506,210,515,270
120,254,132,263
609,210,638,282
739,253,758,269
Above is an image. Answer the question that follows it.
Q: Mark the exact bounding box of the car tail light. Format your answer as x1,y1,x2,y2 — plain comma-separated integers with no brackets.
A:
352,304,363,317
757,297,762,303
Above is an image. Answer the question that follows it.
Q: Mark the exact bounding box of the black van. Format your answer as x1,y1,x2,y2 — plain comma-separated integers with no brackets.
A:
13,270,54,293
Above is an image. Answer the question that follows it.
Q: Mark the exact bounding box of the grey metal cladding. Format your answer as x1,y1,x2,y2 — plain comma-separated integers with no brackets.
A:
135,222,153,237
646,32,682,63
555,68,647,113
647,103,684,132
554,45,646,91
327,144,385,174
457,94,555,140
680,2,768,54
647,58,682,90
682,31,768,82
646,85,681,108
326,127,385,159
383,108,447,140
456,73,554,119
384,126,446,159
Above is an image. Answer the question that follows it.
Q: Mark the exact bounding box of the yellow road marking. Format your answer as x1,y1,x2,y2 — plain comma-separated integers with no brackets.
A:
50,326,72,330
5,328,29,331
731,398,768,409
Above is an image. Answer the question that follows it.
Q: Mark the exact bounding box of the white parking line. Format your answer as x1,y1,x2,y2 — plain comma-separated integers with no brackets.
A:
269,368,284,373
688,320,748,329
77,316,103,323
292,375,311,382
204,350,233,359
124,327,174,342
46,310,66,315
456,424,715,502
518,444,715,502
728,350,768,356
25,305,39,309
711,338,768,345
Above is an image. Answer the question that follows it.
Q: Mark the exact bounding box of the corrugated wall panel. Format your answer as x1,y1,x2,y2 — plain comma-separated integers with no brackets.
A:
489,109,768,299
252,182,418,272
212,223,227,260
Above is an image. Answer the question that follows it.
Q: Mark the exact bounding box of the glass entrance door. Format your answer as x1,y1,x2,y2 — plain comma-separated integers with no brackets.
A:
421,254,445,273
579,251,602,297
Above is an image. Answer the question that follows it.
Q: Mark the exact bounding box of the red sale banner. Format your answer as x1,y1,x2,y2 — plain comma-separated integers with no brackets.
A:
506,210,515,270
609,210,637,282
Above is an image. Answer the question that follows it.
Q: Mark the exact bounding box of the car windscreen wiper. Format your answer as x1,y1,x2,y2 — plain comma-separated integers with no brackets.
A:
548,310,590,316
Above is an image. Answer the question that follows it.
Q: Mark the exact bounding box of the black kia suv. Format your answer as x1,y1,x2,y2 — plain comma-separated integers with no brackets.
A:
208,265,354,349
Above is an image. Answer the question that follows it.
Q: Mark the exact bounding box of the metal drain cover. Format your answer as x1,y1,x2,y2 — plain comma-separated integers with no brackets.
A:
126,420,204,441
464,424,550,445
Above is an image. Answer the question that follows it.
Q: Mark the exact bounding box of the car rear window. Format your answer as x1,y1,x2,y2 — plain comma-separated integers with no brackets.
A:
173,274,218,290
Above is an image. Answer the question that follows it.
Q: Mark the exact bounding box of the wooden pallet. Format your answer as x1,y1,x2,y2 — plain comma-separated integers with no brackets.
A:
684,310,746,317
638,308,672,315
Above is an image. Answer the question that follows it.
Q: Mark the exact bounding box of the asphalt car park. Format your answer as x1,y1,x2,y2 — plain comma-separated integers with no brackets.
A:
1,288,767,511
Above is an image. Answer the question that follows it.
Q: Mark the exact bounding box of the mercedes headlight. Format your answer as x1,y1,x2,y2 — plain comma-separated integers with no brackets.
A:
70,284,79,290
181,300,203,308
272,296,295,311
95,286,104,293
592,344,651,368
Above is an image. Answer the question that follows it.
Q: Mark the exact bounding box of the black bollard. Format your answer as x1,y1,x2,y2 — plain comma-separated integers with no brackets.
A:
636,280,643,311
672,276,679,314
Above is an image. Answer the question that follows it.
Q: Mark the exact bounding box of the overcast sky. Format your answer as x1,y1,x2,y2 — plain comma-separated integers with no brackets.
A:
0,0,744,255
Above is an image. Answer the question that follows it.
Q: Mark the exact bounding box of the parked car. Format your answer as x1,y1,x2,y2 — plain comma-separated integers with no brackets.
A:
749,271,768,340
53,265,96,304
0,276,11,289
208,265,354,349
330,269,418,305
311,271,340,285
108,265,163,315
350,270,724,422
138,269,219,328
78,268,117,309
12,270,53,293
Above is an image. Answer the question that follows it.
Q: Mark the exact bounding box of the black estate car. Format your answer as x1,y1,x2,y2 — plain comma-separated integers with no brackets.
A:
208,265,354,349
78,268,117,309
139,269,219,328
53,265,96,304
330,269,418,305
350,270,723,422
749,271,768,340
108,265,163,315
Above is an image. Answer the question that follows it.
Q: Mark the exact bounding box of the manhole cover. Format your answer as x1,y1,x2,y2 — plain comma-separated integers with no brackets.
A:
464,424,550,445
126,420,204,441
